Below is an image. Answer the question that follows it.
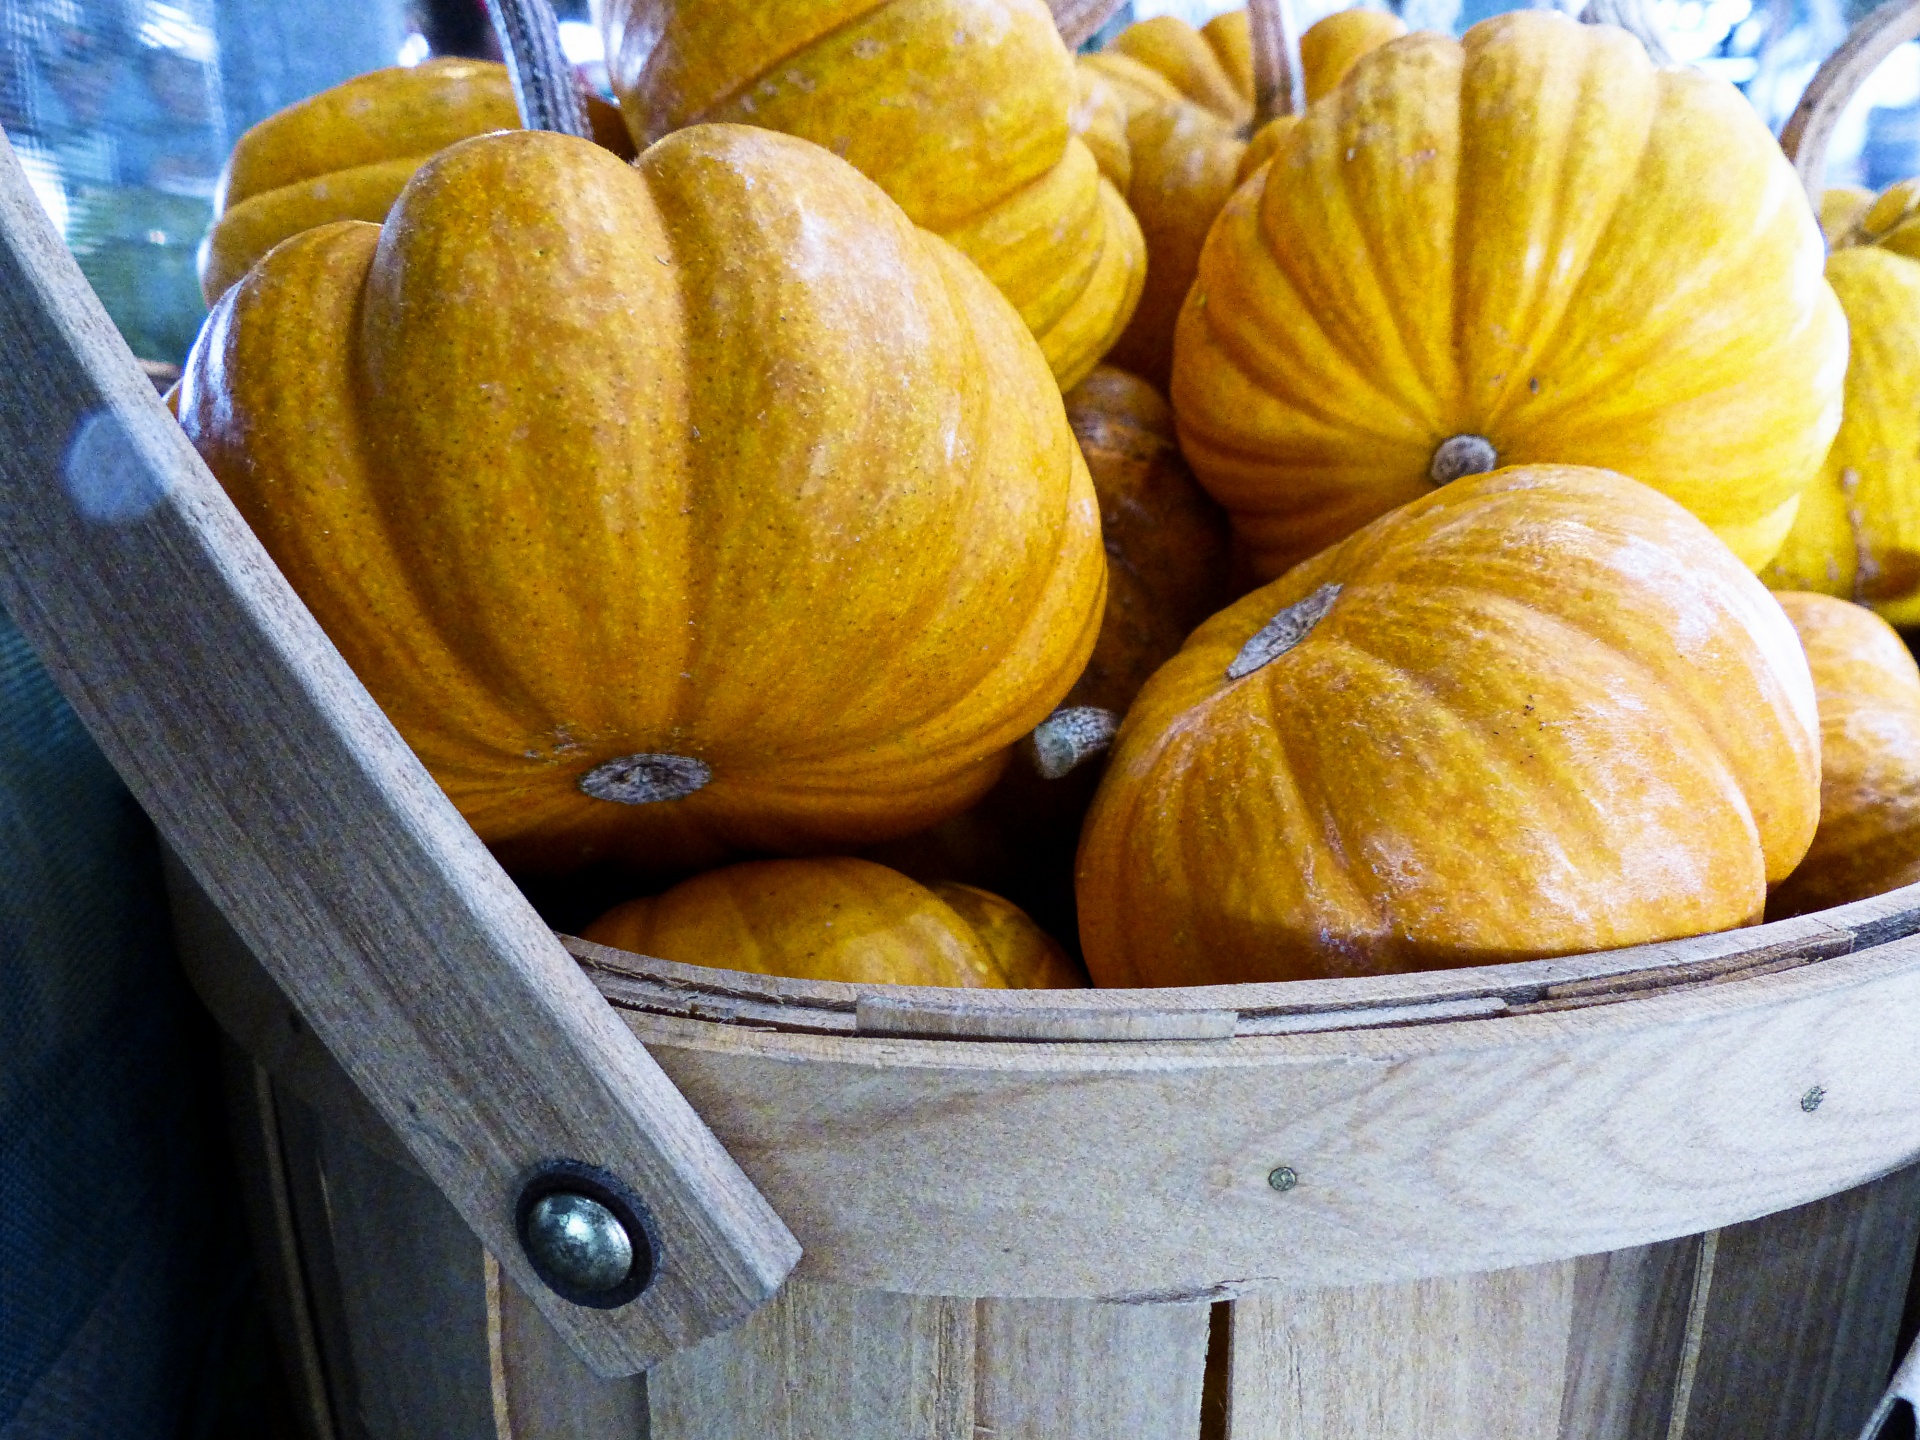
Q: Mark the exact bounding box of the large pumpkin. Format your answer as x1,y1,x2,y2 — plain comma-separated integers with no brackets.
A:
583,857,1084,987
1174,11,1846,582
199,59,631,303
1091,8,1406,387
1768,593,1920,919
1077,466,1821,986
179,125,1105,872
1763,196,1920,622
598,0,1144,391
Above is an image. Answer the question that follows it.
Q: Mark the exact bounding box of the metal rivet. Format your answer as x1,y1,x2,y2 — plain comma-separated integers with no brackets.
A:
1268,1166,1299,1192
516,1161,657,1309
525,1192,633,1294
1802,1085,1827,1113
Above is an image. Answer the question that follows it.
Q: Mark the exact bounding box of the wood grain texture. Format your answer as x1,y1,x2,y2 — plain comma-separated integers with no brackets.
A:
1224,1263,1578,1439
487,1254,650,1440
1670,1162,1920,1439
975,1297,1210,1439
1555,1238,1701,1439
1052,0,1129,48
1781,0,1920,198
0,128,795,1374
623,935,1920,1297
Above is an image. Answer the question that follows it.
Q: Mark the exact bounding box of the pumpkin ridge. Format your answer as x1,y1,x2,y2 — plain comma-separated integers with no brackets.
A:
653,0,897,142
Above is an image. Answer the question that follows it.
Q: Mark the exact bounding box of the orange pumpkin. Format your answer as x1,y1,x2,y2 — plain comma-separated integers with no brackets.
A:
1767,593,1920,918
598,0,1144,390
1173,12,1845,582
583,857,1084,987
199,59,632,303
1078,466,1821,986
1094,8,1406,387
179,124,1105,873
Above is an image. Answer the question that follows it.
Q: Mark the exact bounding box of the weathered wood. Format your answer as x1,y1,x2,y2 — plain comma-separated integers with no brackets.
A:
1670,1163,1920,1439
623,936,1920,1297
1555,1238,1701,1439
976,1298,1211,1439
647,1282,977,1440
1781,0,1920,200
1223,1262,1578,1438
0,127,796,1374
486,1254,650,1440
1051,0,1129,48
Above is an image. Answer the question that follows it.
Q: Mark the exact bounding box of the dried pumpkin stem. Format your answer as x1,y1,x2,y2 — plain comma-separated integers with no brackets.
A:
580,753,712,805
1248,0,1307,129
1781,0,1920,204
1228,582,1341,680
1028,706,1119,780
1577,0,1673,66
483,0,591,138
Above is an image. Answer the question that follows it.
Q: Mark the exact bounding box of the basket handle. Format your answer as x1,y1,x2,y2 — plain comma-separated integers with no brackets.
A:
0,128,798,1378
1782,0,1920,202
1053,0,1129,49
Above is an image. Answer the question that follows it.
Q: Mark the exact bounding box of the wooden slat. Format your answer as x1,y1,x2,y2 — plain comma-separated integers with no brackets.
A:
1555,1238,1702,1439
1670,1161,1920,1439
0,128,796,1375
1780,0,1920,199
486,1254,649,1440
1223,1262,1578,1438
1052,0,1128,48
976,1298,1210,1439
646,1281,977,1440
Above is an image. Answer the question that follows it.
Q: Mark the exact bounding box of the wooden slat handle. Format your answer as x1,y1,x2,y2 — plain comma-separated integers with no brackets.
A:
1782,0,1920,202
1052,0,1129,49
0,125,799,1378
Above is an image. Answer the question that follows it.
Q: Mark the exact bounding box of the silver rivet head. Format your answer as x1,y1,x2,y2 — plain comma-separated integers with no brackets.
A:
525,1192,634,1295
1268,1166,1299,1192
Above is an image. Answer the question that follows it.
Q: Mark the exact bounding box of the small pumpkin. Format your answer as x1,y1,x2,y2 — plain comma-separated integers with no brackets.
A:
1077,466,1821,986
1761,242,1920,619
1767,594,1920,919
199,59,632,304
583,857,1084,987
179,124,1105,873
598,0,1145,390
1174,11,1845,583
1071,64,1134,191
1095,7,1406,387
1820,183,1875,247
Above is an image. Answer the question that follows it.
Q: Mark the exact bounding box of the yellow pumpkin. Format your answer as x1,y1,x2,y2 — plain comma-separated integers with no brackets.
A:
1096,8,1407,387
1106,11,1255,125
583,857,1083,987
598,0,1144,391
1174,12,1845,583
199,59,632,304
1078,466,1821,986
178,125,1105,873
1767,593,1920,918
1820,184,1874,247
1071,64,1134,191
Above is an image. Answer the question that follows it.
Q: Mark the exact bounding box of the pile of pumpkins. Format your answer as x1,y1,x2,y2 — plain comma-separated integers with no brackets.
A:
173,0,1920,992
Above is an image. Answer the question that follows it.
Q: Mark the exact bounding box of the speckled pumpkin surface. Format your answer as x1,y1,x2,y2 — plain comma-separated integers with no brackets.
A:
199,59,630,304
1764,221,1920,623
599,0,1143,390
1173,12,1845,582
1077,466,1821,986
584,857,1082,987
1768,594,1920,920
179,126,1105,873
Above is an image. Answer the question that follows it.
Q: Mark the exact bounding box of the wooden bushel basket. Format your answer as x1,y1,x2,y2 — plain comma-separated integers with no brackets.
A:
6,0,1920,1435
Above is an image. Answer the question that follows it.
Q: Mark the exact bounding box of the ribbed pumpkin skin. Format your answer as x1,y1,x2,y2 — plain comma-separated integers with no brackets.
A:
1099,10,1405,389
200,60,632,305
1071,66,1133,191
1763,249,1920,622
179,127,1105,873
1078,467,1821,987
600,0,1143,390
583,858,1078,988
1109,13,1251,125
926,881,1087,986
1768,594,1920,919
1174,13,1845,582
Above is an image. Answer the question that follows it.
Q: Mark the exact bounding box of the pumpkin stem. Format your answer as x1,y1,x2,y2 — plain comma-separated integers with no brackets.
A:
1227,582,1341,681
1247,0,1307,129
483,0,591,138
1430,434,1498,486
1028,706,1119,779
580,753,712,804
1577,0,1673,66
1781,0,1920,205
